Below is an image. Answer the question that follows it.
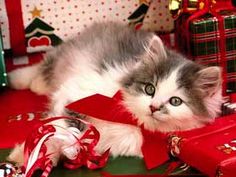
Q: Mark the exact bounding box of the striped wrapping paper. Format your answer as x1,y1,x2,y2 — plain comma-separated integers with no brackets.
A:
222,101,236,115
175,10,236,93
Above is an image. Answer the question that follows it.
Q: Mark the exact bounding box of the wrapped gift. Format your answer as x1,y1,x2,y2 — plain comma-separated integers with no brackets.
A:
222,92,236,115
159,32,177,49
169,0,235,19
0,0,174,56
0,28,7,88
174,0,236,94
169,114,236,177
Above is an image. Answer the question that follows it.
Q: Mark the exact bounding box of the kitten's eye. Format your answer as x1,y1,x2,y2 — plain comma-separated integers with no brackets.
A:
144,83,155,96
169,97,182,106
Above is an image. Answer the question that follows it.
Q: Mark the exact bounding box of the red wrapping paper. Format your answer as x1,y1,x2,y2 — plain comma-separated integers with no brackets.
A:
170,114,236,177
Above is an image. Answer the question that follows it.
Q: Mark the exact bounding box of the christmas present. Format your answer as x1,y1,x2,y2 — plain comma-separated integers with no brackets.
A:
175,6,236,94
169,114,236,177
0,0,174,56
221,93,236,115
0,89,47,149
5,52,44,72
169,0,235,19
158,32,177,50
0,28,7,88
222,101,236,115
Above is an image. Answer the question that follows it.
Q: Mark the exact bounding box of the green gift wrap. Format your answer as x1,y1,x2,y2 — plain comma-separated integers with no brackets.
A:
175,10,236,93
0,28,7,88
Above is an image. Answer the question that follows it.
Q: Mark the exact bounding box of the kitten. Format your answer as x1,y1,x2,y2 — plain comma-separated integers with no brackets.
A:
8,22,223,166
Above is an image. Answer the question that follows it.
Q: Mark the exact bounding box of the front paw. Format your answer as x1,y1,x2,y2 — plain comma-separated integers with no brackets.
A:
7,143,25,166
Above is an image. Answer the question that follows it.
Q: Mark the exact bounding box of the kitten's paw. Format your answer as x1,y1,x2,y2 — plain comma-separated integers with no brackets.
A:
30,75,51,95
8,69,31,90
8,64,41,91
8,146,60,168
7,143,25,166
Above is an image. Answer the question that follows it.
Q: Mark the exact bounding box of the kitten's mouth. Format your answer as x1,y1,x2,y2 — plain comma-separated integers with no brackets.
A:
148,113,165,122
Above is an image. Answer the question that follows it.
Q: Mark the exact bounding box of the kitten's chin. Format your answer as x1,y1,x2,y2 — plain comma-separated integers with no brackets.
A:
137,114,209,133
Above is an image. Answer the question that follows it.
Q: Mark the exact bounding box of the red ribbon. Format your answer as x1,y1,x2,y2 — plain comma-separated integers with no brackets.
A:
63,124,110,170
66,91,170,170
5,0,27,55
181,0,235,15
22,117,109,177
23,123,55,177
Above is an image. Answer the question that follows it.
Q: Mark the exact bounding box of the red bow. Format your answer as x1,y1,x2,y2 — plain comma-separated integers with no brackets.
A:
66,91,170,169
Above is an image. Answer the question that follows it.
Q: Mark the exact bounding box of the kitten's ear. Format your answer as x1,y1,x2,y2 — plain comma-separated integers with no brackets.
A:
194,66,222,97
146,35,167,59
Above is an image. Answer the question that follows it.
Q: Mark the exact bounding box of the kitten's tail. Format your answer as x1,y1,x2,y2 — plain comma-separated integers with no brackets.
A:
8,62,49,95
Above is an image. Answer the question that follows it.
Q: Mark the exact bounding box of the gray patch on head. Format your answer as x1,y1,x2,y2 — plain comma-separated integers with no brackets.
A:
121,49,183,95
177,60,209,117
154,52,182,81
72,22,153,72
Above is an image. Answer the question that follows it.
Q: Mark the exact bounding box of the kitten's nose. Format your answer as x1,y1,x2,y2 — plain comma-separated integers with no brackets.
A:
149,105,159,113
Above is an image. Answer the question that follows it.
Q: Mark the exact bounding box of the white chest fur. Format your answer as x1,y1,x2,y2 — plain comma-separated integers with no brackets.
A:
86,117,143,157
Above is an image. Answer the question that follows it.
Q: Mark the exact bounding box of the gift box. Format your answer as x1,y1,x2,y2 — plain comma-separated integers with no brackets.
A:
0,28,7,88
0,0,174,56
175,5,236,94
169,114,236,177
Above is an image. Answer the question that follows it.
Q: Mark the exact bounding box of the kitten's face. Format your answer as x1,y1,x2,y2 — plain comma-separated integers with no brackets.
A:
121,67,203,132
121,37,223,132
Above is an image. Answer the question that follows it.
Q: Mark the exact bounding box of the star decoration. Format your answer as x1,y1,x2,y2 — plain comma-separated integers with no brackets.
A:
139,0,149,4
30,6,42,18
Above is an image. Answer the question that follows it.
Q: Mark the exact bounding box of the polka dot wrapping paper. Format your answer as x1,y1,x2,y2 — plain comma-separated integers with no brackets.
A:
0,0,174,56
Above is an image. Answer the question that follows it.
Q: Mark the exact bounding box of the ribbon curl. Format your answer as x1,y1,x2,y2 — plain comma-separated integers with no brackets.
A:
21,117,109,177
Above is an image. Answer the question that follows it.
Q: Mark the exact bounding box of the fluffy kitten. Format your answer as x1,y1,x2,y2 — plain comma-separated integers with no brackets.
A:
8,22,223,165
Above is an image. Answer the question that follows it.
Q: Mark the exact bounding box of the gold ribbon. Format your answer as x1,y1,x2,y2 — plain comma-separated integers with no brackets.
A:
169,0,205,19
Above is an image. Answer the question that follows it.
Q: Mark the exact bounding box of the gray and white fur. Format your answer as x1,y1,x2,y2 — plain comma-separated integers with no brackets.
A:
8,22,223,166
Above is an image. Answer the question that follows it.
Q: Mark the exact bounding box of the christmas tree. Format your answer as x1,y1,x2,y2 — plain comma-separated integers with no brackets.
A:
25,17,62,50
